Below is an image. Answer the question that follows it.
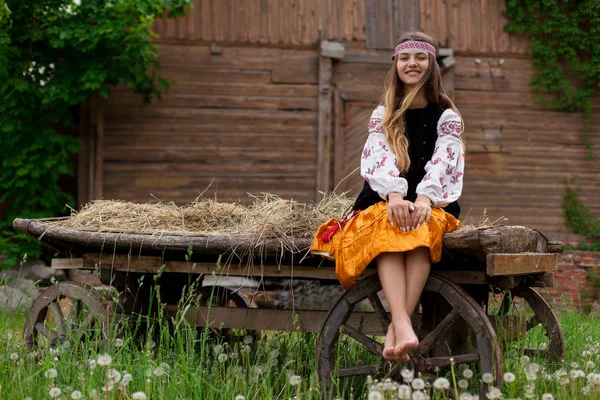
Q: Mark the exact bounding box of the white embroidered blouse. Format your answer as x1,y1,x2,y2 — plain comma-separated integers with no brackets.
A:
360,105,465,207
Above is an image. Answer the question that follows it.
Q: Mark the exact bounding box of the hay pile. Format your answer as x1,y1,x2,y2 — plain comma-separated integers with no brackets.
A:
53,193,354,251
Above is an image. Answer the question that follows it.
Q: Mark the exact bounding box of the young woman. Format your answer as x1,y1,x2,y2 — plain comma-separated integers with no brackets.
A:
310,31,465,362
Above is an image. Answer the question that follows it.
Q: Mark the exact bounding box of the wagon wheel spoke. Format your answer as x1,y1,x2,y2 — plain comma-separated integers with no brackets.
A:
367,293,390,333
340,324,383,357
417,308,460,354
338,364,380,377
526,315,541,330
76,313,98,342
499,292,513,315
423,353,479,368
48,302,68,337
35,322,59,345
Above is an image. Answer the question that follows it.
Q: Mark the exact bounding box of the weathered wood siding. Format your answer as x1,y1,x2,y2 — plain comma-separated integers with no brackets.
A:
102,45,318,203
93,0,599,237
152,0,366,44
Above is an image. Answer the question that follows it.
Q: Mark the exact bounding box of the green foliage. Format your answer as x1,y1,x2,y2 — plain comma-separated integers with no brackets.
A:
504,0,600,155
564,188,600,251
0,0,191,268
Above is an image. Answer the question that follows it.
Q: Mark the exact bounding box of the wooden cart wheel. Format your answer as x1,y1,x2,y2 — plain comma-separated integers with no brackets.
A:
317,273,502,392
24,282,111,350
494,286,564,362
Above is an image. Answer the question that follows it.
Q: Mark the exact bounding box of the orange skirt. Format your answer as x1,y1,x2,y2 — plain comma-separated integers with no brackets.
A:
310,202,460,290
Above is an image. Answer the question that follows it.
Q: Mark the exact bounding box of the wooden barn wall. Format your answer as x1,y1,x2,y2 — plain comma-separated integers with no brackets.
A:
102,45,318,203
95,0,600,236
152,0,366,44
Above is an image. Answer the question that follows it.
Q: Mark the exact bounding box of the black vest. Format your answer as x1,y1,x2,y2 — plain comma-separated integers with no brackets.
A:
353,103,460,219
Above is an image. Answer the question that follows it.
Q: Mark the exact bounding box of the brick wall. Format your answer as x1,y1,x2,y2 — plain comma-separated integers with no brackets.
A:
538,251,600,310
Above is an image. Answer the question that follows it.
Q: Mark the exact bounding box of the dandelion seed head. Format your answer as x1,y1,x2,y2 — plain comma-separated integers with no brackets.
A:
485,387,502,399
555,368,567,377
592,373,600,385
433,377,450,389
458,379,469,389
108,368,122,384
520,355,530,365
459,394,473,400
398,384,410,399
235,396,245,400
45,368,58,379
213,344,224,355
89,359,97,369
218,353,229,363
102,383,114,392
541,394,554,400
367,391,382,400
289,375,302,386
526,362,540,373
462,368,473,379
121,373,132,385
115,338,123,347
146,340,156,350
153,367,165,376
243,335,253,344
412,390,426,400
559,377,569,386
9,353,18,361
538,342,548,350
400,368,414,382
571,361,579,369
525,372,537,381
482,372,494,384
49,387,62,398
586,360,595,369
97,354,112,366
411,378,425,390
132,392,148,400
582,386,591,395
503,372,515,383
71,390,83,399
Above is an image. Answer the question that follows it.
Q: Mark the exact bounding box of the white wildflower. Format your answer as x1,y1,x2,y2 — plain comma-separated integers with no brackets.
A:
71,391,83,399
412,391,426,400
463,368,474,379
541,394,554,400
459,394,473,400
9,353,18,361
132,392,147,400
289,375,302,386
45,368,58,379
458,379,469,389
582,350,592,357
49,387,62,398
486,387,502,399
235,396,245,400
218,353,229,363
433,377,450,389
107,368,121,384
49,63,55,69
586,360,595,369
411,378,425,390
482,372,494,384
97,354,112,366
592,373,600,385
368,391,382,400
398,384,411,399
400,368,414,382
89,359,97,369
503,372,515,383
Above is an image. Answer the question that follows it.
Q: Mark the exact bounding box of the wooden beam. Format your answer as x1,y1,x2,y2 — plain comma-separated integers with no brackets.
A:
92,96,105,199
486,253,558,277
167,305,386,334
52,258,85,270
320,41,345,59
83,254,339,280
316,30,333,199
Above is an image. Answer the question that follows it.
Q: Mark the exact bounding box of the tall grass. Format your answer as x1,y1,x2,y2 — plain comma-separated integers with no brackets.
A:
1,284,600,399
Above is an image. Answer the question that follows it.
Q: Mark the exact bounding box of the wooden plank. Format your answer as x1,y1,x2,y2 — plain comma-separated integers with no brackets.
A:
84,254,339,279
486,253,558,277
392,0,421,41
365,0,392,49
316,33,334,199
169,305,386,334
77,102,92,207
52,258,85,270
92,96,104,199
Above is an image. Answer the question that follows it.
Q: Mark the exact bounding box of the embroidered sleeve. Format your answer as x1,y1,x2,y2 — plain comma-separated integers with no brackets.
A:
416,109,465,207
360,106,408,200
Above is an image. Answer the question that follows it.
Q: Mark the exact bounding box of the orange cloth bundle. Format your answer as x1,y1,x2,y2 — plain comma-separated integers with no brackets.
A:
310,202,460,290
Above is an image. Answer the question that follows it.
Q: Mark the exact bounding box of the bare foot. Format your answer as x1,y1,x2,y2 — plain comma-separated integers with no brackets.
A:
393,319,419,358
383,324,410,362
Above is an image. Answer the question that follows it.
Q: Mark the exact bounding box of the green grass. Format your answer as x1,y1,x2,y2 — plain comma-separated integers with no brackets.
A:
2,293,600,400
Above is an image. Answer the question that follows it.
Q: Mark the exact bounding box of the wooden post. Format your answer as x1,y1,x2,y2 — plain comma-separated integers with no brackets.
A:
91,96,105,200
316,30,334,199
78,96,105,207
77,102,92,207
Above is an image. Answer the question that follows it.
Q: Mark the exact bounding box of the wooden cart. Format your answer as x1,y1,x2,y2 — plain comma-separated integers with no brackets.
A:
13,217,564,391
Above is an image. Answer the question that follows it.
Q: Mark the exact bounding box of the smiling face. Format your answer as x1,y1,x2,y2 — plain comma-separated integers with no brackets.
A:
395,49,430,88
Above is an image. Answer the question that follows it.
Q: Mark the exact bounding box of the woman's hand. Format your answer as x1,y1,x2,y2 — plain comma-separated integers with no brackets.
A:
387,193,414,232
409,195,433,230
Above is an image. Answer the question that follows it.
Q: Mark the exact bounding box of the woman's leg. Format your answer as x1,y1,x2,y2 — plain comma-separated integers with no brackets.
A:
376,252,418,360
404,246,431,316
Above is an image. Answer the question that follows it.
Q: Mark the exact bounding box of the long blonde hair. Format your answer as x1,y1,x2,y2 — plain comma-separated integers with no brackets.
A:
382,31,464,174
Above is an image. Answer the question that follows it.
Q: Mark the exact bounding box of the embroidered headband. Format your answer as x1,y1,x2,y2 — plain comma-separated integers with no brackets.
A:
391,41,436,60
